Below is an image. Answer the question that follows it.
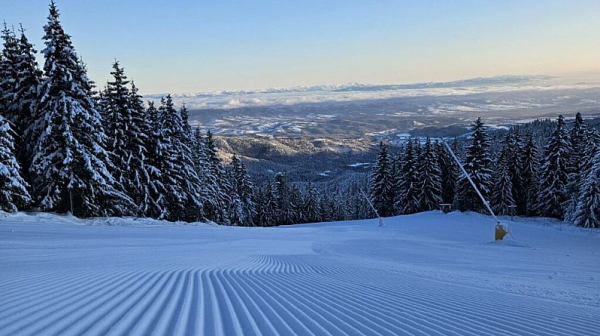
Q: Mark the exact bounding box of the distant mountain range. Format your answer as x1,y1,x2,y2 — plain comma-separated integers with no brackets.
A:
145,75,554,100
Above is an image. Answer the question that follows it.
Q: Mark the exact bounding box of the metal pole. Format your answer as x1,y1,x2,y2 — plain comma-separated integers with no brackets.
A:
360,188,384,227
441,139,500,224
69,190,74,215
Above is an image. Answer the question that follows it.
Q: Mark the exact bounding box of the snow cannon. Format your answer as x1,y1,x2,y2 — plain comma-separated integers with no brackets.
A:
439,139,516,242
495,223,508,241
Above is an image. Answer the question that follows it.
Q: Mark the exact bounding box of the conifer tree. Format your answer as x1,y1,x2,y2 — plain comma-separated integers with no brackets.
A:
537,115,570,219
204,130,231,223
144,101,169,219
129,82,162,216
289,185,303,224
572,151,600,228
490,135,515,215
259,182,277,226
454,118,493,213
230,154,256,226
102,61,153,215
0,116,31,212
153,95,203,221
396,139,420,214
5,25,42,169
521,132,541,216
304,182,320,223
0,23,18,123
273,172,292,224
177,104,205,221
418,137,442,211
192,127,217,220
438,139,459,204
369,142,394,217
564,113,588,221
31,2,132,217
507,132,525,214
581,129,600,176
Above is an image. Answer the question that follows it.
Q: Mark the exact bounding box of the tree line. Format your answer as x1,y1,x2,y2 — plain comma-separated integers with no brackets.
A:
369,114,600,228
0,2,249,224
0,1,374,226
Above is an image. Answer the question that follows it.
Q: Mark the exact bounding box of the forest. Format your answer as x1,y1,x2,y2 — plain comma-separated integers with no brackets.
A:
1,2,599,229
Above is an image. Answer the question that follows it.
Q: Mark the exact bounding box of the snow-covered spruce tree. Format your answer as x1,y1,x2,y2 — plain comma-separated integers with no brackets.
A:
177,104,205,221
289,184,303,224
143,101,169,219
369,142,395,217
273,172,293,224
507,132,525,214
0,116,31,212
259,181,277,226
537,115,570,219
4,25,43,170
103,61,153,216
572,150,600,228
396,140,421,214
490,134,515,215
203,130,232,223
437,139,459,204
418,137,442,211
231,154,256,226
319,193,331,222
521,132,541,216
389,151,402,214
191,127,217,221
454,118,493,213
303,181,321,223
153,96,203,221
0,23,18,124
564,113,587,221
129,82,163,217
30,2,133,217
581,129,600,177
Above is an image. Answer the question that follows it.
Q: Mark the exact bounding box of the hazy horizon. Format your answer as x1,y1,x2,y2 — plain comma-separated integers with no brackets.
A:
3,0,600,94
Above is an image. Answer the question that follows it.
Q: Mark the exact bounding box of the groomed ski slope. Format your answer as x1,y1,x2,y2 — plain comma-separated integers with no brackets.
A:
0,211,599,336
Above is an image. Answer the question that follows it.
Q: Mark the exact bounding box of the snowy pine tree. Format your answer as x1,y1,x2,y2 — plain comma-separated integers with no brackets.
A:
438,139,459,204
152,95,203,221
3,25,42,170
129,82,163,217
143,101,169,219
572,150,600,228
304,182,320,223
396,139,420,214
103,61,153,215
564,113,588,221
230,154,256,226
418,137,442,211
203,130,231,223
0,116,31,212
454,118,493,213
507,132,525,214
490,134,515,215
369,142,394,217
521,132,541,216
0,23,18,124
30,2,132,217
273,172,293,224
537,115,570,219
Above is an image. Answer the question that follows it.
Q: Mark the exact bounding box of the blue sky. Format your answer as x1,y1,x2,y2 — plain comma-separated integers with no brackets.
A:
3,0,600,94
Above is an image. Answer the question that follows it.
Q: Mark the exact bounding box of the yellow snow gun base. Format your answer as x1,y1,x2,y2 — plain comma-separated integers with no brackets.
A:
495,223,509,241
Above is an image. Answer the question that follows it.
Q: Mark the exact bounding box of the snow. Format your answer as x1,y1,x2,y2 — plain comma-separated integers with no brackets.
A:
0,211,599,336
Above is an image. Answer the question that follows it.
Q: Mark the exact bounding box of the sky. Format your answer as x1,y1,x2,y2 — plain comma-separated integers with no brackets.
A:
2,0,600,94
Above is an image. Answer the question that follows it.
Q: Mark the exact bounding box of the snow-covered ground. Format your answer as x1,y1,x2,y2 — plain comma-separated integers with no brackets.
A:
0,211,599,336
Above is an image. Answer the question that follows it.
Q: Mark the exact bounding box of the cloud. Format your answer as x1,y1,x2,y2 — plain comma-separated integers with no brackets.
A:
143,75,598,110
